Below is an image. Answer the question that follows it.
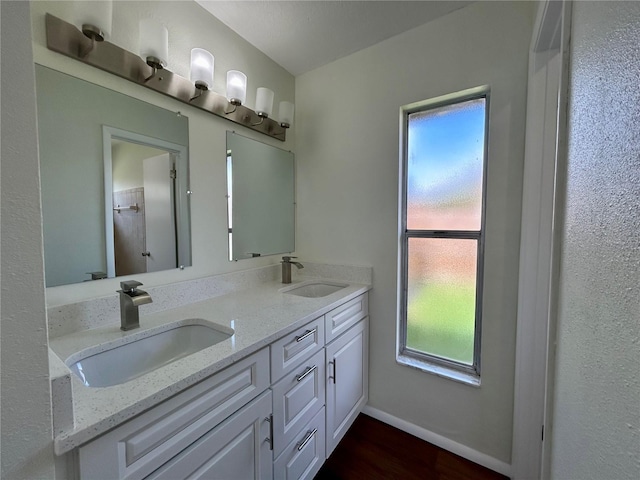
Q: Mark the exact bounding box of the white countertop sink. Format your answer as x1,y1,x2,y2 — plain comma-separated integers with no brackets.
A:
66,322,234,388
282,281,348,298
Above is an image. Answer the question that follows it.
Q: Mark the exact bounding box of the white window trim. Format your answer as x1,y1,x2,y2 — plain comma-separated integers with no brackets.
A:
396,85,490,386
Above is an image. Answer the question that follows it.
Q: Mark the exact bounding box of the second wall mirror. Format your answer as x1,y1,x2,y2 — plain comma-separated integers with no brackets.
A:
226,132,295,261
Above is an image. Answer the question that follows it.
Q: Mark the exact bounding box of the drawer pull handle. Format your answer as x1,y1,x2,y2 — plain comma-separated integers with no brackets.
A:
295,329,316,343
297,428,318,451
295,365,317,382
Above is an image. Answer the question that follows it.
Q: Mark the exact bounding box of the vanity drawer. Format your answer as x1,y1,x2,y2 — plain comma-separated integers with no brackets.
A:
78,348,270,480
273,407,326,480
271,349,325,457
270,317,324,382
325,293,368,343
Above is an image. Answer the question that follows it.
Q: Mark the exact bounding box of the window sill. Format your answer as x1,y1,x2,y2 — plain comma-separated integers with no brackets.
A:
397,354,481,387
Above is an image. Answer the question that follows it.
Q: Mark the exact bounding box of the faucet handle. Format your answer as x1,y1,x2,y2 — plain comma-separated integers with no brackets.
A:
120,280,143,293
282,256,297,262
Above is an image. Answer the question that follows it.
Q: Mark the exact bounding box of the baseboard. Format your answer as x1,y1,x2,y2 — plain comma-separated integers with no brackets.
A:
362,406,512,478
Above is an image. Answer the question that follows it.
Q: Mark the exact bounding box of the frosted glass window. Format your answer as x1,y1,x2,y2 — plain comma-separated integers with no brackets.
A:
406,238,478,365
398,86,488,380
407,99,485,231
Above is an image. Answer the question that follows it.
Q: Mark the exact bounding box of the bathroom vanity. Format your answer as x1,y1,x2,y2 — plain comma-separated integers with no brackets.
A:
49,272,370,480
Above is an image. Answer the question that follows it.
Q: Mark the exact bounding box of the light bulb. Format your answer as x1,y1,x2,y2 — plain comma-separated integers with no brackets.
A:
255,87,274,118
226,70,247,105
279,101,294,128
190,48,214,90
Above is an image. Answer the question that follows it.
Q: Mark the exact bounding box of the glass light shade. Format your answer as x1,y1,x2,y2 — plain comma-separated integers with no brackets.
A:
278,101,295,127
139,19,169,67
190,48,214,89
226,70,247,105
72,0,113,40
255,87,274,118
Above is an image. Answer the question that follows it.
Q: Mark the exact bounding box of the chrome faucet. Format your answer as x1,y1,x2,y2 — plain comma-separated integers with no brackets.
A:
281,256,304,284
117,280,153,331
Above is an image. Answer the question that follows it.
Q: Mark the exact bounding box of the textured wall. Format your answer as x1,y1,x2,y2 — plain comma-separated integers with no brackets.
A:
550,1,640,478
0,1,55,478
296,1,533,465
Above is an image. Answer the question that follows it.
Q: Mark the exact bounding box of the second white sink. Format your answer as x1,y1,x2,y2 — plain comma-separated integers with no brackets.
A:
283,281,348,298
66,321,234,388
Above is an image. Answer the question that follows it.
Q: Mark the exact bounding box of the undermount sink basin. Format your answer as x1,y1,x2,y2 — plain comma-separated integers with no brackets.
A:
283,281,348,298
66,322,234,388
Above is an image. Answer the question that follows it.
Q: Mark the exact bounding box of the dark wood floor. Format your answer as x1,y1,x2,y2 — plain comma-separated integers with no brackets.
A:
315,414,508,480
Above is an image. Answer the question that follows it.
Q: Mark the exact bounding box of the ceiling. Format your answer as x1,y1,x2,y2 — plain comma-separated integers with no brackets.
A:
196,1,474,76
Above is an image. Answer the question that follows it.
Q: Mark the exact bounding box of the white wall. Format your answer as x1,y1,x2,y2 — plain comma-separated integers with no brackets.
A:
30,0,296,305
550,2,640,478
0,1,55,478
296,1,533,464
112,142,166,192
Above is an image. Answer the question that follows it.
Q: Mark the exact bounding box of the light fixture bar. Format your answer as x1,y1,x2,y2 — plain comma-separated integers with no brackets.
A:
44,13,286,141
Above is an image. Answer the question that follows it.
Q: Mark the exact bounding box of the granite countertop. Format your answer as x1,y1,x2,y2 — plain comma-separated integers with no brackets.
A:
49,278,370,455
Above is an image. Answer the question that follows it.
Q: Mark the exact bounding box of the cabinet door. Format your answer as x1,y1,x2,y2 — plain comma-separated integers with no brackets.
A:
325,319,368,455
145,391,273,480
272,349,325,456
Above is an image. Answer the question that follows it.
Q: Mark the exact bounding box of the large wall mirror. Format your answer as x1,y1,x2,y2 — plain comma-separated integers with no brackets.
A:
226,132,295,261
35,65,191,287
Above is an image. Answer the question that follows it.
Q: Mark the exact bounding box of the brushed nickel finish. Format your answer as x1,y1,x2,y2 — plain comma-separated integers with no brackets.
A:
45,14,287,141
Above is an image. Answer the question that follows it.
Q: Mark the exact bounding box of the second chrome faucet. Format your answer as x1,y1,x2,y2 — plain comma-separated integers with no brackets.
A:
281,256,303,284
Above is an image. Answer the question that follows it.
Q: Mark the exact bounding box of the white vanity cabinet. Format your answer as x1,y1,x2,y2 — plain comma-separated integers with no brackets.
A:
74,291,369,480
325,313,368,455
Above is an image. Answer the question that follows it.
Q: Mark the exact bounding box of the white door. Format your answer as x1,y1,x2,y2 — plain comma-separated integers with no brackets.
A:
325,320,368,455
143,153,176,272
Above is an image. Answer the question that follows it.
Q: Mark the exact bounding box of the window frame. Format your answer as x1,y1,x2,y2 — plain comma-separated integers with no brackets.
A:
397,85,490,385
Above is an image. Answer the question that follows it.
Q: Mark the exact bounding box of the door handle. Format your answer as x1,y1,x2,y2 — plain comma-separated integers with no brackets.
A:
264,414,274,450
329,359,336,384
141,251,151,256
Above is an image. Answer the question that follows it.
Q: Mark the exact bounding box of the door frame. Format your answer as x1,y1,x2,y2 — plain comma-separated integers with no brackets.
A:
511,1,572,478
103,126,188,278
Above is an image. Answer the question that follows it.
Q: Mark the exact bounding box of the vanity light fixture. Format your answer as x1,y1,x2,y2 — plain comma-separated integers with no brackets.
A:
226,70,247,113
44,13,287,141
278,101,295,129
254,87,275,124
139,19,169,81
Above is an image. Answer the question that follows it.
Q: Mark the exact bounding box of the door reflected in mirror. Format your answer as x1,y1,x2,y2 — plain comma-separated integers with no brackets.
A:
35,65,191,287
106,130,189,278
226,132,295,261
